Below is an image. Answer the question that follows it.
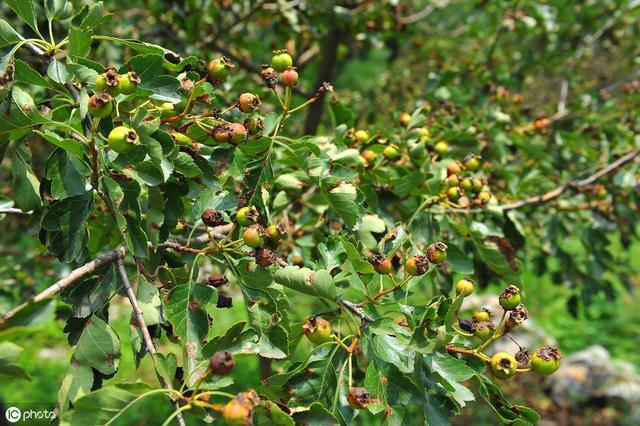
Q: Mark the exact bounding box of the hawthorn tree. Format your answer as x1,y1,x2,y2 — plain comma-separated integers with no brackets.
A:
1,1,639,425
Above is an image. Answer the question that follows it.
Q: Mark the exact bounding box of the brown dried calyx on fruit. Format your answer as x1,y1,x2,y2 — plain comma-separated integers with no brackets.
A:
348,387,372,409
201,208,226,227
254,247,277,267
261,65,278,88
210,350,235,375
216,294,233,308
207,274,229,288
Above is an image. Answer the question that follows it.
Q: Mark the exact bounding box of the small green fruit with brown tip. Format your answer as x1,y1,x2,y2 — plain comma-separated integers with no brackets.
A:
463,154,481,171
490,352,517,380
236,206,259,227
302,317,332,344
531,347,561,375
271,51,293,72
405,255,429,276
88,93,113,118
266,223,286,243
426,242,448,264
108,126,138,154
455,278,474,296
95,68,120,96
118,71,141,95
499,285,521,310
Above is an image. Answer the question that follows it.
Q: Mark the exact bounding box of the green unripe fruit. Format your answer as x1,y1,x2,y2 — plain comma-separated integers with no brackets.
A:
354,130,369,143
171,132,193,145
383,145,400,160
531,347,561,375
474,321,493,340
461,178,473,192
208,57,232,83
302,317,332,344
159,102,175,118
88,93,113,118
490,352,517,380
499,285,521,310
455,278,474,296
266,223,286,243
118,71,141,95
447,186,461,202
107,126,139,154
271,51,293,72
444,175,459,188
95,68,120,96
236,206,259,227
244,115,264,138
471,178,484,194
243,226,265,248
418,127,430,142
434,141,448,156
463,154,481,171
473,310,490,323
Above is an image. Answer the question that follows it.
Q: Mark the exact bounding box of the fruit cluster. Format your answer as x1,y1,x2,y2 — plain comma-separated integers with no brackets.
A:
453,283,561,379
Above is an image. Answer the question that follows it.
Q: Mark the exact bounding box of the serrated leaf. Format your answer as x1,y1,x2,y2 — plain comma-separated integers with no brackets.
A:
273,266,336,299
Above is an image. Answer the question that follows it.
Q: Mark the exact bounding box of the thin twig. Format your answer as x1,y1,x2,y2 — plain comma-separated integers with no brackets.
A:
0,208,33,215
336,297,373,324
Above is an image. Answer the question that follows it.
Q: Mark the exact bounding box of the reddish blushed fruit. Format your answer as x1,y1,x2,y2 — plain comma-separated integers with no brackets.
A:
210,350,235,375
370,254,392,274
361,150,376,162
347,387,372,409
426,242,448,264
281,68,299,87
447,161,463,176
222,400,251,426
302,317,332,344
208,57,233,84
238,93,260,113
399,112,411,126
243,225,265,248
228,123,248,145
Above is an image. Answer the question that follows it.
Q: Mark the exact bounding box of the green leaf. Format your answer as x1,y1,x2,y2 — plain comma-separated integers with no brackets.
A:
14,59,51,87
165,282,215,377
322,180,363,229
0,342,29,379
273,266,337,299
69,26,93,57
11,144,41,211
57,363,93,416
129,53,181,102
35,130,85,158
60,383,170,426
41,191,93,262
0,19,21,48
6,0,40,36
73,315,121,375
254,400,295,426
47,59,70,84
45,148,91,199
371,334,415,374
291,403,340,426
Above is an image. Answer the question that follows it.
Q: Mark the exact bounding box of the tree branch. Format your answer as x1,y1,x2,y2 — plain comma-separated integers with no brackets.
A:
0,208,32,215
336,297,373,324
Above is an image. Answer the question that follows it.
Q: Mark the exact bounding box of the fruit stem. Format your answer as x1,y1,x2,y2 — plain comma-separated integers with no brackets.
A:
272,88,286,110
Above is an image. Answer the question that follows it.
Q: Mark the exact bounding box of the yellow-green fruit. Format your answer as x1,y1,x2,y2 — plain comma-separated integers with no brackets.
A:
383,145,400,160
107,126,138,154
499,285,521,310
222,400,251,426
159,102,175,118
95,68,120,96
355,130,369,143
118,71,141,95
434,141,448,156
243,226,265,248
271,51,293,72
171,132,193,145
303,317,332,344
531,347,561,375
88,93,113,118
490,352,517,380
418,127,430,142
455,278,474,296
473,310,490,323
